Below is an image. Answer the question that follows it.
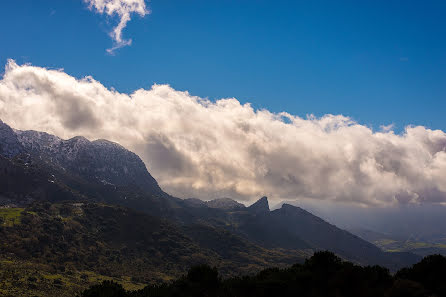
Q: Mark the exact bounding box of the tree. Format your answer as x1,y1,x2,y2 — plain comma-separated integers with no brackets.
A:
79,280,128,297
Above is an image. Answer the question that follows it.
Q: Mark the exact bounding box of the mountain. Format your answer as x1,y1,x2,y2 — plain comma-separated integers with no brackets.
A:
0,120,420,274
247,196,269,213
14,129,163,195
268,204,420,268
215,198,420,270
0,120,184,217
0,152,80,206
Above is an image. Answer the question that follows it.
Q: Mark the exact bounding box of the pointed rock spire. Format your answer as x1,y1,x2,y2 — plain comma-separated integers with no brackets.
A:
248,196,270,213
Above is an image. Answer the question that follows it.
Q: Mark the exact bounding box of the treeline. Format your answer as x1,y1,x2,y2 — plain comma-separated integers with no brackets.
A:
80,251,446,297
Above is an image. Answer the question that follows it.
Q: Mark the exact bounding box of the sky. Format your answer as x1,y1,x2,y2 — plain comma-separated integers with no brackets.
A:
1,0,446,206
1,0,446,131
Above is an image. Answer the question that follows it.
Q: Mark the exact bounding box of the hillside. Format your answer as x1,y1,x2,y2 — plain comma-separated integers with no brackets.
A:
192,197,420,270
0,120,421,270
0,202,307,297
0,119,421,297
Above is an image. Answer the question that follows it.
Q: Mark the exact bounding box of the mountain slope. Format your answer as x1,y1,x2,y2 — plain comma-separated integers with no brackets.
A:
0,120,420,270
0,120,24,158
15,129,163,195
218,198,421,270
0,120,184,217
0,202,307,296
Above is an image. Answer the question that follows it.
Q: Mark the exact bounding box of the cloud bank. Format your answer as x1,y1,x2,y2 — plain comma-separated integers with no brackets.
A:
84,0,149,53
1,60,446,206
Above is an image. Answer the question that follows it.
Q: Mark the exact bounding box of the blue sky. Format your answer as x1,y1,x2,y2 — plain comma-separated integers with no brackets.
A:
1,0,446,131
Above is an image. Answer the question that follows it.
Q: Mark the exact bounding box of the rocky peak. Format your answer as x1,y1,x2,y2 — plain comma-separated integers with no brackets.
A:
248,196,270,214
12,124,164,195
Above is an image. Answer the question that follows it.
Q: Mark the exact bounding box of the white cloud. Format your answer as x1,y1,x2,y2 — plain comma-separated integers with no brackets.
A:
83,0,149,53
1,60,446,206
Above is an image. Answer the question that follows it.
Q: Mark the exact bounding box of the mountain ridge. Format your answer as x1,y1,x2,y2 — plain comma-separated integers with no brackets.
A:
0,119,421,271
14,128,163,195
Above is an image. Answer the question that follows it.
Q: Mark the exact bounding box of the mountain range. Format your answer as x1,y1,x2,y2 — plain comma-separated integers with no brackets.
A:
0,119,421,296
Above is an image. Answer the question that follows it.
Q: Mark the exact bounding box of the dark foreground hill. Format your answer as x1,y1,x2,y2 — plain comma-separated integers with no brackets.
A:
0,202,307,297
81,252,446,297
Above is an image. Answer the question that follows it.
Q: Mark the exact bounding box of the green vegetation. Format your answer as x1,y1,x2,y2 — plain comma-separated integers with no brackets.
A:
80,252,446,297
374,239,446,256
0,207,24,226
0,202,307,296
0,259,145,297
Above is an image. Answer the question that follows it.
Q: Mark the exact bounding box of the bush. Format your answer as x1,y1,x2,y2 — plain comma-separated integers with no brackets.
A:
79,280,128,297
79,253,446,297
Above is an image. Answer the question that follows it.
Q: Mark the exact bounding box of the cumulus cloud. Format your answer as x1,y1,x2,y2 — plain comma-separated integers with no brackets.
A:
84,0,149,53
1,60,446,206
